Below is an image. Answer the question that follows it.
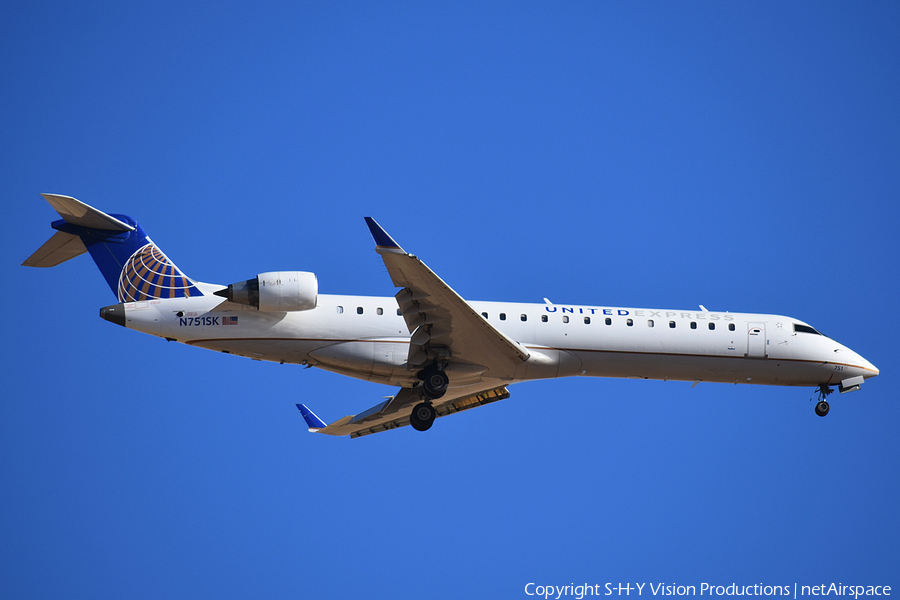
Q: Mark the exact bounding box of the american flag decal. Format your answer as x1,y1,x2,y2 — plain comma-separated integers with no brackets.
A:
222,316,239,325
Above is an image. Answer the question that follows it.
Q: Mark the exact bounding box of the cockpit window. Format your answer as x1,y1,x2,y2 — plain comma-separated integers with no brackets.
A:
794,323,824,336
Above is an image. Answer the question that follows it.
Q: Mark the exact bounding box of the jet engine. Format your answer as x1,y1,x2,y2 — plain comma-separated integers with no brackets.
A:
215,271,318,311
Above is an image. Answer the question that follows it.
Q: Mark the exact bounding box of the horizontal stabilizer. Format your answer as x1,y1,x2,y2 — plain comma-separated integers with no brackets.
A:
41,193,134,232
22,231,87,267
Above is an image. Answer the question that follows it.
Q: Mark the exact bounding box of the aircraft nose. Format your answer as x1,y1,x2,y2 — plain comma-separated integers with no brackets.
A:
866,360,879,378
857,354,879,378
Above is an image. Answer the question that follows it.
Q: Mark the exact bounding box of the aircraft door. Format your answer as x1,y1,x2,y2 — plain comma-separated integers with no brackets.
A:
747,323,767,358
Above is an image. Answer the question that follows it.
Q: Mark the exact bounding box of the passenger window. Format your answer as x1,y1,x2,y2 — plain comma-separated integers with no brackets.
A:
397,308,402,316
605,317,612,325
337,306,344,314
520,314,527,322
708,323,715,330
377,307,383,315
669,321,676,328
482,312,488,319
648,320,654,328
357,307,364,314
584,317,591,324
500,313,506,321
541,315,548,323
690,322,697,330
626,318,633,326
728,323,735,331
563,316,569,323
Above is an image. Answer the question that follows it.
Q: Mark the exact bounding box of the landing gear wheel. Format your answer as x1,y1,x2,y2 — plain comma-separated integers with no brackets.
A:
422,369,449,400
410,402,436,431
815,401,830,417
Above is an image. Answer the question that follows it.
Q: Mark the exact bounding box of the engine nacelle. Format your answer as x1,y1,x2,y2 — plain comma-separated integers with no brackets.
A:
215,271,318,311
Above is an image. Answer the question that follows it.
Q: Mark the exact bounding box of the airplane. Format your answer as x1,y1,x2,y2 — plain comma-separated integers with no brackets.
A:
24,194,879,438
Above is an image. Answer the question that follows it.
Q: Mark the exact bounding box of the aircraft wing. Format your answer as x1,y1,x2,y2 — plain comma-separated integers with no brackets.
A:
295,219,525,438
364,217,530,378
298,385,510,438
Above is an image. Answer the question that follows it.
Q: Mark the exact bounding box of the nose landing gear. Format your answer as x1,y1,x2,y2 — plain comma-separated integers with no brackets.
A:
814,384,833,417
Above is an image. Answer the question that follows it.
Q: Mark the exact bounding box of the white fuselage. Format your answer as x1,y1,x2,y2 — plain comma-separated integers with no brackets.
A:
114,293,878,395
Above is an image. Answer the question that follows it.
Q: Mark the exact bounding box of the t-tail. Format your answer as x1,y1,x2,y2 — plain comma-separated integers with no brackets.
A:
23,194,204,301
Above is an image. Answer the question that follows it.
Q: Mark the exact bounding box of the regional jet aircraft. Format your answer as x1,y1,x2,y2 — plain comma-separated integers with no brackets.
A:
24,194,879,437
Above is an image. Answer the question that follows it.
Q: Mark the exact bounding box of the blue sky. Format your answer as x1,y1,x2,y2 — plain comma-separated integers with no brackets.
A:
3,2,898,598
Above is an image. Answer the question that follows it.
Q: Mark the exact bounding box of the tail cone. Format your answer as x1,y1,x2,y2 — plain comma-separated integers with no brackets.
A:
100,304,126,327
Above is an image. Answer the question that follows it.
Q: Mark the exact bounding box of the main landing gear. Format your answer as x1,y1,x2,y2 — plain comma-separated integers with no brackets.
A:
409,365,450,432
410,402,436,431
420,366,449,400
815,384,833,417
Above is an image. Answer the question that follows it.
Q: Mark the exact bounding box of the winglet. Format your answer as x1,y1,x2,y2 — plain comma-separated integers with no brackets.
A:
364,217,403,250
296,403,327,432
